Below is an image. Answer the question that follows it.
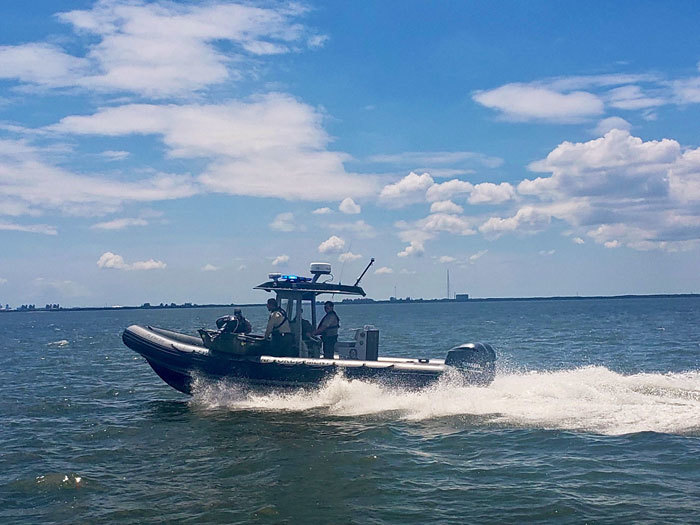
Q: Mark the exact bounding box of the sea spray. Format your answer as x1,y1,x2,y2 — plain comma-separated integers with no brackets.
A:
189,367,700,436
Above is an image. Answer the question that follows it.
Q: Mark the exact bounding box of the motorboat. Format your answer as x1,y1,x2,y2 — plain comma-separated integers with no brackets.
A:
122,261,496,394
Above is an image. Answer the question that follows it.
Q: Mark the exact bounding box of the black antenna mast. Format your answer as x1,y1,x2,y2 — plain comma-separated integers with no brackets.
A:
353,258,375,287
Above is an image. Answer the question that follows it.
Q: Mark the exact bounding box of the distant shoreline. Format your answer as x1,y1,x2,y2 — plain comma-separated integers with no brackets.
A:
1,293,697,313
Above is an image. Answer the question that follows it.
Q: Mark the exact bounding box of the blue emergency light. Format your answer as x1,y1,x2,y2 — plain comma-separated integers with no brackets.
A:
280,274,312,282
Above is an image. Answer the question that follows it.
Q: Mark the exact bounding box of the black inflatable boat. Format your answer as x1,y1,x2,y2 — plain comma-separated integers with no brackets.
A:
122,262,497,394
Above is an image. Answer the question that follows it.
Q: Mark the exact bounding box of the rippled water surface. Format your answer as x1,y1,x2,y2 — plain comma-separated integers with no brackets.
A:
1,298,699,524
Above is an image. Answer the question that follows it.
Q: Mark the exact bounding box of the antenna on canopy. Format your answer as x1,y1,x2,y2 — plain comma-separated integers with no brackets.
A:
353,258,375,287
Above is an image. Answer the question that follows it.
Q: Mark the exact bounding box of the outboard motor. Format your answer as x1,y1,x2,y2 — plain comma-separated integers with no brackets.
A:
445,342,496,384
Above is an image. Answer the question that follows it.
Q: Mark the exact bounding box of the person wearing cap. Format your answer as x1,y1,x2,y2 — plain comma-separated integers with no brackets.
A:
216,309,252,334
313,301,340,359
264,298,294,356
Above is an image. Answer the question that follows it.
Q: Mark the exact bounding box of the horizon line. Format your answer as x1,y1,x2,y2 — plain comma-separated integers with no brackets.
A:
1,292,698,313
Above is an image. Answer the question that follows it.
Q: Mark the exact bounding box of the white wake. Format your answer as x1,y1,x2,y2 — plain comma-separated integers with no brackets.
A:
189,367,700,436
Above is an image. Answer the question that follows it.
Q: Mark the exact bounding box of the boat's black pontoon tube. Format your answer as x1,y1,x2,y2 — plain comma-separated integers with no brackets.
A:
121,261,497,392
122,324,496,393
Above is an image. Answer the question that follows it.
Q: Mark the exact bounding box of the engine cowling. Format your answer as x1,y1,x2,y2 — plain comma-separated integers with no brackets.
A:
445,342,496,383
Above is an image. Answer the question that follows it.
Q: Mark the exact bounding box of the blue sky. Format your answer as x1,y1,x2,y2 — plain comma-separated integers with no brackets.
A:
1,0,699,307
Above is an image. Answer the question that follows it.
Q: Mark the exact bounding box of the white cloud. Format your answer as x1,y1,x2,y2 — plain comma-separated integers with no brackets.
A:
374,266,393,274
203,154,375,201
395,213,477,256
438,255,456,263
593,117,631,136
312,207,332,214
669,148,700,203
123,258,167,271
468,182,516,204
524,130,679,199
307,34,329,49
429,200,463,214
398,241,425,258
97,251,166,271
338,251,362,262
0,2,325,98
328,220,376,238
425,179,473,202
53,95,378,202
0,198,34,217
99,150,130,161
55,95,322,157
368,150,503,170
472,73,684,124
587,224,655,250
606,85,665,110
469,250,488,263
539,249,556,256
270,212,297,232
572,237,585,244
0,43,89,87
91,217,148,230
6,95,381,218
399,269,416,275
421,168,475,178
496,130,700,250
479,206,552,239
339,197,361,214
378,172,434,207
0,221,57,235
473,84,604,122
318,235,345,254
545,74,661,92
378,130,700,252
201,264,219,271
0,277,7,285
417,213,476,236
238,264,247,271
0,139,198,216
271,254,289,266
672,77,700,104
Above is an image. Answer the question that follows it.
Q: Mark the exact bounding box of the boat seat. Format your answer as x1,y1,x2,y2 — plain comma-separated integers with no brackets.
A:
198,329,268,356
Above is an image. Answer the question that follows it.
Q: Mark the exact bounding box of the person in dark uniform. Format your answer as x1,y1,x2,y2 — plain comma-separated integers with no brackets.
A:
313,301,339,359
264,298,294,356
215,309,252,334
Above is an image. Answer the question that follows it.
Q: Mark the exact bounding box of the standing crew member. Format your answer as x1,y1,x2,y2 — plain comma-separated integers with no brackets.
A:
313,301,339,359
265,298,293,356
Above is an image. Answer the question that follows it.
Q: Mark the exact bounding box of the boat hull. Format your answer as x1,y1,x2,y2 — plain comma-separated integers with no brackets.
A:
122,325,495,394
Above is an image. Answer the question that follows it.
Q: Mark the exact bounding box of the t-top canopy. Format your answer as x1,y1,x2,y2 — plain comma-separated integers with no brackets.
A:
254,278,366,298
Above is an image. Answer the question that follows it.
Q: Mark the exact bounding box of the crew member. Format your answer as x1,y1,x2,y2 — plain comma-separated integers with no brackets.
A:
313,301,339,359
264,298,293,356
216,308,252,334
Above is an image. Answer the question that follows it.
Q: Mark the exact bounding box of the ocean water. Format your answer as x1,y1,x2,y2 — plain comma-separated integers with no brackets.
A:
1,297,698,524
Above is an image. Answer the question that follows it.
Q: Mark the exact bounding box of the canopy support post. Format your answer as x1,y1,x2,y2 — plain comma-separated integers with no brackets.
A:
295,298,304,357
311,297,317,330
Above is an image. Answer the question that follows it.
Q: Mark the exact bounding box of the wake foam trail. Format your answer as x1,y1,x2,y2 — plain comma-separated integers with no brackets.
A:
189,367,700,436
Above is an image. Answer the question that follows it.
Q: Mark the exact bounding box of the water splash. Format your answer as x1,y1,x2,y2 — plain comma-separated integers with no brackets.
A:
189,367,700,436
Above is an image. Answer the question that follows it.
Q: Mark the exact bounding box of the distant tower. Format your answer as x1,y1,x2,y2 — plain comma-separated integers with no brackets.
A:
446,269,450,300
